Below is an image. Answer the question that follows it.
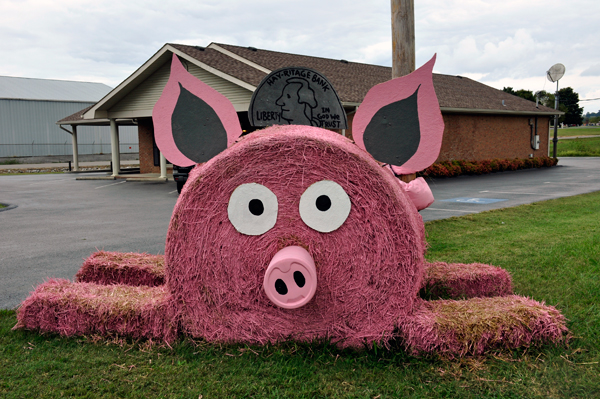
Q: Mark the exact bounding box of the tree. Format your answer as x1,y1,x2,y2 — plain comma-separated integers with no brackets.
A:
535,90,554,108
558,87,584,125
503,87,535,102
536,90,567,125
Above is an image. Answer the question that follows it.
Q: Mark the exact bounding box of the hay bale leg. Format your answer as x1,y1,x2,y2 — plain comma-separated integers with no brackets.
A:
75,251,165,287
421,262,512,299
398,296,567,357
14,279,176,341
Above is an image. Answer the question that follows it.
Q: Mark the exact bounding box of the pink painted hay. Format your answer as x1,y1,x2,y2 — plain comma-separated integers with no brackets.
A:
399,295,567,357
75,251,165,287
166,125,426,348
15,279,176,341
422,262,512,299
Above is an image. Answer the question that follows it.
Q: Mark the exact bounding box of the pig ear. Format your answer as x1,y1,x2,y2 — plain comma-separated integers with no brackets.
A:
352,55,444,174
152,54,242,166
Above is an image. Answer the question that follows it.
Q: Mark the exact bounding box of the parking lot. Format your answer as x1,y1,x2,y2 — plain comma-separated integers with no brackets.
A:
1,157,599,309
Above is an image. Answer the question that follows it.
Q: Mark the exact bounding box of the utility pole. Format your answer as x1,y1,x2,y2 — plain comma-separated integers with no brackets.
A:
391,0,415,79
391,0,416,181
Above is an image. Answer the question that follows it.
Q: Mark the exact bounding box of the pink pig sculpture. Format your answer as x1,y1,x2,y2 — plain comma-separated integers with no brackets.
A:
15,55,567,356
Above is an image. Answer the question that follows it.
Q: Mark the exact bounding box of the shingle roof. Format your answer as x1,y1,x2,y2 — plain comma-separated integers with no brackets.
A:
57,105,94,124
202,43,557,114
58,42,558,124
0,76,111,102
210,43,391,104
169,44,267,88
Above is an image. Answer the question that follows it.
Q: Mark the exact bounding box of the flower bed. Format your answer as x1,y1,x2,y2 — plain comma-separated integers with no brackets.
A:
418,157,558,178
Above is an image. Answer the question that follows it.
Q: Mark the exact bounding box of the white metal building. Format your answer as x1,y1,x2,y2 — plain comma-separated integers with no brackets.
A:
0,76,138,158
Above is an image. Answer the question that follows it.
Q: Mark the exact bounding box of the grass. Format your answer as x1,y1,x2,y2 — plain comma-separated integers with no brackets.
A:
552,126,600,137
0,159,21,165
2,192,600,398
551,137,600,157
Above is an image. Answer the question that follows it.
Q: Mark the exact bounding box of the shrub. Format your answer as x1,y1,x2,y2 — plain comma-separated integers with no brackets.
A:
418,157,558,178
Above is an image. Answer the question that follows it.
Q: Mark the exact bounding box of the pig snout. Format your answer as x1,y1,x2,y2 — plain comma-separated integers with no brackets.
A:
263,246,317,309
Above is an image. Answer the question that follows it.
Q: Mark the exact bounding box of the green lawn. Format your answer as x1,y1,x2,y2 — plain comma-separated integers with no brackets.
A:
552,126,600,137
2,192,600,398
551,137,600,157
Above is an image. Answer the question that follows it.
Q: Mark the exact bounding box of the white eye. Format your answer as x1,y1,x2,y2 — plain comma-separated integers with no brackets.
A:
299,180,351,233
228,183,278,235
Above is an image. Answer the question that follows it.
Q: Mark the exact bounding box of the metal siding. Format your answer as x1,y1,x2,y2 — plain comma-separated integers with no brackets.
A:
0,99,138,157
108,59,253,114
0,76,111,102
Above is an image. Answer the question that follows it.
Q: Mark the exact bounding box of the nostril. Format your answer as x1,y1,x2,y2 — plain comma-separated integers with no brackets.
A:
293,271,306,287
275,279,288,295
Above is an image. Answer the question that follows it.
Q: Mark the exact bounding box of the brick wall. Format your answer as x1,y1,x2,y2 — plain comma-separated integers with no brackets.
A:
138,118,157,174
436,114,551,162
136,113,552,173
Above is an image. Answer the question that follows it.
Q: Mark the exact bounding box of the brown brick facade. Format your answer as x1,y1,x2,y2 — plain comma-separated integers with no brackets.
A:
138,118,156,174
138,118,174,174
436,114,551,162
137,113,551,174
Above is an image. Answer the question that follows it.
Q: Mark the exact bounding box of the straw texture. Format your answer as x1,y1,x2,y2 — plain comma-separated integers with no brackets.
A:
15,279,176,341
166,125,426,348
399,295,567,357
75,251,165,287
14,124,567,356
421,261,512,299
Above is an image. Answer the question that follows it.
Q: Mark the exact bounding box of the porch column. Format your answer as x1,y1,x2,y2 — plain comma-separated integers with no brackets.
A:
159,152,167,179
71,125,79,171
110,119,121,177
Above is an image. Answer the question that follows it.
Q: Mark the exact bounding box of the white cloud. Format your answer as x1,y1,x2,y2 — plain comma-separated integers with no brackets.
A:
0,0,599,112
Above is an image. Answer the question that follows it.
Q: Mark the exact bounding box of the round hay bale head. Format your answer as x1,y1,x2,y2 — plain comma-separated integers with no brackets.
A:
165,125,425,347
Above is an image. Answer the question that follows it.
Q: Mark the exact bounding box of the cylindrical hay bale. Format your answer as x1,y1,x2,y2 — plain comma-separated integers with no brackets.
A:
165,125,426,347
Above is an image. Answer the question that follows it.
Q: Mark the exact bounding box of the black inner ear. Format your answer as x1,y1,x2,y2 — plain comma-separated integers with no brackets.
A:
363,86,420,166
171,83,228,163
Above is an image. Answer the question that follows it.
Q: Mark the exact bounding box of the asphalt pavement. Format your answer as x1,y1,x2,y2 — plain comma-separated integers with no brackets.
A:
421,157,600,221
1,157,599,309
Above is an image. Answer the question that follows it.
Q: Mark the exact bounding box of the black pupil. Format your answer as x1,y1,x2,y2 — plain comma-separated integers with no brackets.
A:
293,271,305,287
275,279,288,295
248,199,264,216
315,195,331,212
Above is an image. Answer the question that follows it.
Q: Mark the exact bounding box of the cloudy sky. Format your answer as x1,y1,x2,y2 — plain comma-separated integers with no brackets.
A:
1,0,599,113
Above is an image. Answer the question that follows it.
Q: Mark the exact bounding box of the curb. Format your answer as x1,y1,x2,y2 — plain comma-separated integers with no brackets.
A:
0,203,18,212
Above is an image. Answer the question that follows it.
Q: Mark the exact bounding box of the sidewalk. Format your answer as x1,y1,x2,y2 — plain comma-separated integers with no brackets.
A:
0,159,139,170
0,156,172,181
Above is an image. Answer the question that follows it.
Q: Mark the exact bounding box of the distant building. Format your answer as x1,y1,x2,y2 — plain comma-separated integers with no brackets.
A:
59,43,561,175
0,76,137,158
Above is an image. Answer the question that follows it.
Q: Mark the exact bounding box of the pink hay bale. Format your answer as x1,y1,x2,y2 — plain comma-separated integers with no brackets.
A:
421,261,512,299
166,125,426,348
75,251,165,287
14,279,176,341
398,295,568,357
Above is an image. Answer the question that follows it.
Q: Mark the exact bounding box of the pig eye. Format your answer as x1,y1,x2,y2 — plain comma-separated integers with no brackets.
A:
228,183,278,235
299,180,351,233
